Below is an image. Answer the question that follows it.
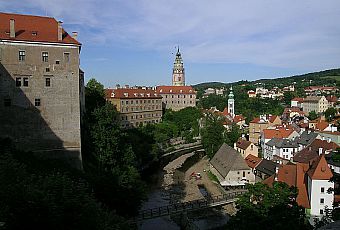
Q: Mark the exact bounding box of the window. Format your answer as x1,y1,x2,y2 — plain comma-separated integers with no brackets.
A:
64,52,70,62
55,60,60,64
321,187,325,193
320,198,324,204
243,171,245,177
16,77,21,87
4,98,11,107
42,52,48,62
46,68,50,72
45,78,51,87
320,209,324,215
19,50,25,61
23,77,28,87
35,98,41,107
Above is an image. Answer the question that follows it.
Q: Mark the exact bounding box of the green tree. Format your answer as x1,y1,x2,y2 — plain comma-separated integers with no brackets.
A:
227,182,311,230
325,107,337,122
85,78,106,115
308,110,318,121
283,91,297,106
201,114,225,158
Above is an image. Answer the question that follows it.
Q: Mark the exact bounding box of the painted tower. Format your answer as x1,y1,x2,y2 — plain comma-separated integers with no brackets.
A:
172,47,185,86
228,87,235,118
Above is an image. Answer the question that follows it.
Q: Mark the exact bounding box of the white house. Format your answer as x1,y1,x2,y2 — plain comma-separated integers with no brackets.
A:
265,138,299,161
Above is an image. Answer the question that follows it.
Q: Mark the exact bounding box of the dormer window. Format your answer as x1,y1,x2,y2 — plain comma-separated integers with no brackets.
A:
180,90,183,93
111,92,115,97
160,89,163,93
124,93,128,97
147,93,150,97
134,93,137,97
32,31,38,36
140,93,144,97
170,90,172,93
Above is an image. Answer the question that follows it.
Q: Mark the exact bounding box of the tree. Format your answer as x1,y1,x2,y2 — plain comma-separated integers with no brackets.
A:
85,78,106,115
283,91,297,106
226,182,311,230
325,107,337,122
308,110,318,121
201,114,225,158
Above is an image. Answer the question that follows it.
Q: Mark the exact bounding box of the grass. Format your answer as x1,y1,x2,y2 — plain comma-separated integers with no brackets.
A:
207,170,219,183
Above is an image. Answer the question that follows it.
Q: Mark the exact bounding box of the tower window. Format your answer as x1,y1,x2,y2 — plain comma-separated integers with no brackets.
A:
42,52,48,62
23,77,29,87
16,77,21,87
64,52,70,62
19,50,25,61
45,78,51,87
35,98,41,107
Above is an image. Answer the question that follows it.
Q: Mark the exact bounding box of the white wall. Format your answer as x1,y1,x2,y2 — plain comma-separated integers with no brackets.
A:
309,179,334,217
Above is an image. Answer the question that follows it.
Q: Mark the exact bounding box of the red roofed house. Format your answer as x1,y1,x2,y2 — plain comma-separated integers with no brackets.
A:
260,127,299,154
264,154,334,222
304,86,338,95
326,95,338,107
291,97,304,108
234,138,259,158
249,114,281,144
0,12,83,168
106,87,163,128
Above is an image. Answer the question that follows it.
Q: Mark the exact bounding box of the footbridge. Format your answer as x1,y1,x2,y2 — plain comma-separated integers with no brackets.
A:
134,190,246,221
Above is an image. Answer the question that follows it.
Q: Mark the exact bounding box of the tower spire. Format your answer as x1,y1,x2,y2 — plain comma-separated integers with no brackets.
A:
172,46,185,86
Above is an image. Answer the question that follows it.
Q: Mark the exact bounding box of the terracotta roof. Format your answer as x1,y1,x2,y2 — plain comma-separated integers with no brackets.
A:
0,12,80,45
277,164,296,187
234,115,245,123
310,139,339,152
307,155,333,180
156,86,196,94
222,107,230,116
283,107,303,113
236,139,252,150
326,95,338,103
263,128,294,139
250,115,279,124
315,120,329,131
305,86,337,91
105,88,162,99
296,163,310,208
293,147,319,163
291,98,304,102
245,154,262,169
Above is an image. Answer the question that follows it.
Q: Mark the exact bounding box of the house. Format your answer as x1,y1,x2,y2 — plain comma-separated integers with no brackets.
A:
264,138,299,161
245,154,262,172
249,114,281,144
282,107,304,120
302,96,329,115
294,130,319,151
210,143,255,189
247,90,256,98
264,154,334,222
304,86,338,96
255,159,277,180
261,127,299,154
325,151,340,174
234,138,259,158
105,87,163,128
326,95,338,107
291,97,304,108
309,118,329,131
317,131,340,145
0,12,83,168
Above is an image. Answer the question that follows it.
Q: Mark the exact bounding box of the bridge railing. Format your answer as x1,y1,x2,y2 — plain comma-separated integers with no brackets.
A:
137,190,247,221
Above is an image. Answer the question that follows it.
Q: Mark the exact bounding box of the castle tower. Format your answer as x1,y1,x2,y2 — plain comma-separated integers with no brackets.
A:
228,87,235,118
172,47,185,86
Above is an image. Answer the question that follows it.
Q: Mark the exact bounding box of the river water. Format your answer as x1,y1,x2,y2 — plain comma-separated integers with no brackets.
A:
138,154,231,230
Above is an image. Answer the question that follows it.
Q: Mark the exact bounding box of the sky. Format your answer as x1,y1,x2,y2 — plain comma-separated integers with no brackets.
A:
1,0,340,87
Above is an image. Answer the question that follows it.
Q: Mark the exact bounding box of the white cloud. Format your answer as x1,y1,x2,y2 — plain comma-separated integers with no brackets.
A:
2,0,340,70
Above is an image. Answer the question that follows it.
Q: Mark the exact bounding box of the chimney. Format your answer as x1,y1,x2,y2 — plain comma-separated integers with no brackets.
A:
10,19,15,38
72,31,78,40
327,138,331,143
58,21,63,41
319,147,323,155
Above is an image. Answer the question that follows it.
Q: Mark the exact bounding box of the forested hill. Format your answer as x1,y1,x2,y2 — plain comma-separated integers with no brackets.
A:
193,68,340,89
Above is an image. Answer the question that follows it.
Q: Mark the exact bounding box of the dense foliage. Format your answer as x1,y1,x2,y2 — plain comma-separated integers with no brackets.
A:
0,139,128,230
227,182,311,230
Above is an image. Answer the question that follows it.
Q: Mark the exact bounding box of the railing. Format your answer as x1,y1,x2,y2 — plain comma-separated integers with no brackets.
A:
135,190,246,221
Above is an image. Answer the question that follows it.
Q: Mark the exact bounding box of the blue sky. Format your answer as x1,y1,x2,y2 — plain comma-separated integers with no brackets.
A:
2,0,340,87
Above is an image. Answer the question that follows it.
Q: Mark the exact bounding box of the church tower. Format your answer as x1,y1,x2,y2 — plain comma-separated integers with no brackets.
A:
172,47,185,86
228,87,235,118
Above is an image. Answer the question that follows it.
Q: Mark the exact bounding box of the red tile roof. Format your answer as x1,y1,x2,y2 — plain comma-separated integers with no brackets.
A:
250,115,279,124
291,97,304,102
277,164,297,187
310,139,339,152
326,95,338,103
315,120,329,131
0,12,80,45
296,163,310,208
245,154,262,169
105,88,162,99
307,155,333,180
263,128,294,139
236,139,252,150
234,114,245,123
156,86,196,94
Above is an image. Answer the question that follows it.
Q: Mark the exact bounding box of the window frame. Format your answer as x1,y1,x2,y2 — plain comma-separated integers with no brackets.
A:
18,50,25,62
42,51,49,62
34,98,41,107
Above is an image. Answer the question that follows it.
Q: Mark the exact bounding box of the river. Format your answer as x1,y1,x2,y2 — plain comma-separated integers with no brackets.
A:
138,152,231,230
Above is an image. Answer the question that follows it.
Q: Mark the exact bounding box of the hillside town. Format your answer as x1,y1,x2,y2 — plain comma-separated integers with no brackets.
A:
1,4,340,230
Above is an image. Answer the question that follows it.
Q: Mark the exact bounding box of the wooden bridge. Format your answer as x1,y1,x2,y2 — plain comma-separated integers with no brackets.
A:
134,190,246,221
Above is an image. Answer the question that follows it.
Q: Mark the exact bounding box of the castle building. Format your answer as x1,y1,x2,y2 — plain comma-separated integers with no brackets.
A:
0,13,84,168
156,47,196,111
105,86,163,128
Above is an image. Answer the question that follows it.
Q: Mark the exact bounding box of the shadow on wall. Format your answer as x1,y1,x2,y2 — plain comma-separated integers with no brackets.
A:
0,63,82,168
